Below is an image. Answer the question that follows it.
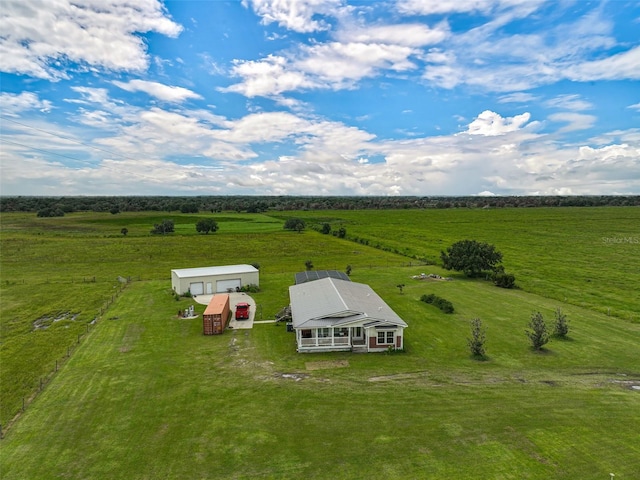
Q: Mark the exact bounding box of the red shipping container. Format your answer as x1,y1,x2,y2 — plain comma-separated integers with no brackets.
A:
203,294,230,335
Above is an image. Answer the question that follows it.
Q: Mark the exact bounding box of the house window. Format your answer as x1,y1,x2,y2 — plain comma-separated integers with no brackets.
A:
318,328,330,338
301,330,312,338
377,331,395,344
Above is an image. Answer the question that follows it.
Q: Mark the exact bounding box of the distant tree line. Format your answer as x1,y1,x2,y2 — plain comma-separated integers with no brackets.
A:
1,195,638,215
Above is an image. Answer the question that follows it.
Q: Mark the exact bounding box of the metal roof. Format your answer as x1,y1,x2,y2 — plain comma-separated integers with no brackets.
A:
171,264,258,278
289,277,407,329
294,270,351,284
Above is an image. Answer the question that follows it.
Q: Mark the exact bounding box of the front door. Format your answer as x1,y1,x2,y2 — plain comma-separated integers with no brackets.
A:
352,327,364,344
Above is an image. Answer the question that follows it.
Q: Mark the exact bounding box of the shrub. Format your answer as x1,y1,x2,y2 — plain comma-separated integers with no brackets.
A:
467,318,487,358
493,272,516,288
526,311,549,350
420,293,454,314
553,307,570,338
240,284,260,293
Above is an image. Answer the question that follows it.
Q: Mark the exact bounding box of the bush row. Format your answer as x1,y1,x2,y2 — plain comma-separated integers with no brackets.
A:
420,293,455,314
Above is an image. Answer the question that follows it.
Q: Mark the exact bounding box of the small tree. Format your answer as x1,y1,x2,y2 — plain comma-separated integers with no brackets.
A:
467,318,487,358
305,260,314,271
345,264,352,276
396,283,405,294
284,218,305,233
320,223,331,234
526,311,549,350
553,307,570,338
196,218,218,234
121,227,128,236
151,219,174,235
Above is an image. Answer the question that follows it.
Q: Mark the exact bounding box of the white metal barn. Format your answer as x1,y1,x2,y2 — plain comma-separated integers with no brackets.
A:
171,264,259,296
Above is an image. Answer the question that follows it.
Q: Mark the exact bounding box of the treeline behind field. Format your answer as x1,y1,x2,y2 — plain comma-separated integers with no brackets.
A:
1,195,639,215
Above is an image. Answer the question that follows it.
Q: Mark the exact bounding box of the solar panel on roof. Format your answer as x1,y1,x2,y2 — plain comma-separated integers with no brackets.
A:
294,270,350,284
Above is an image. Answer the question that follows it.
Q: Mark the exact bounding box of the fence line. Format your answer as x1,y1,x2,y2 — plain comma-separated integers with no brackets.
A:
1,279,132,439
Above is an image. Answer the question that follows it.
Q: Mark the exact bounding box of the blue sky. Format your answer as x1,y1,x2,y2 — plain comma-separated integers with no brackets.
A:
1,0,639,196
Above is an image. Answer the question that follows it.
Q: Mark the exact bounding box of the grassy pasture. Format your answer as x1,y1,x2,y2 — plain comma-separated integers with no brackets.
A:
276,207,640,321
0,212,407,425
1,208,639,478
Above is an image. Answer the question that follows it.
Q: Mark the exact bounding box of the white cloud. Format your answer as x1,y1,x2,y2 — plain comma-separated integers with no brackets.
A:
112,80,202,103
0,0,182,80
627,102,640,112
498,93,539,104
565,45,640,81
2,108,639,196
545,94,593,111
0,92,52,116
223,55,317,97
243,0,344,33
548,112,596,132
337,23,448,47
414,3,639,92
466,110,531,136
225,41,422,97
396,0,496,16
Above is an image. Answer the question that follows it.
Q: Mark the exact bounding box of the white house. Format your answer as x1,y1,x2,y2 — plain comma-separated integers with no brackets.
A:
171,264,259,296
289,277,407,353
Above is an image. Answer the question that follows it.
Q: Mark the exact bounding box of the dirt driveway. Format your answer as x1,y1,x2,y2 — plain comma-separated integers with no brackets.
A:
193,292,256,329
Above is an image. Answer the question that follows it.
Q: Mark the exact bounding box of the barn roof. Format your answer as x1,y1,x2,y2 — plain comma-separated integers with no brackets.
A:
171,264,258,278
289,277,407,329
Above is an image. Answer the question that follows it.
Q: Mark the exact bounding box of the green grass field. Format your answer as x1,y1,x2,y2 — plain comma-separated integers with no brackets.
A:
1,208,639,479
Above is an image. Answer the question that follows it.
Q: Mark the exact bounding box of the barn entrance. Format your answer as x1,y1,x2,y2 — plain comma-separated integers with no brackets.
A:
189,282,204,295
216,279,241,292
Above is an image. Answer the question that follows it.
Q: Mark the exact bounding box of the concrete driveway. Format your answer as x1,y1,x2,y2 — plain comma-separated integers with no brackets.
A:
193,292,256,330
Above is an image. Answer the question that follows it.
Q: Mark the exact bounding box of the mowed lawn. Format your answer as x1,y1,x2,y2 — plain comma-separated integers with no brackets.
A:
1,209,639,479
2,278,639,479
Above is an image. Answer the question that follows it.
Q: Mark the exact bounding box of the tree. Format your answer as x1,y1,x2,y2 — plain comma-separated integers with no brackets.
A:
441,239,503,277
180,202,199,213
553,307,570,338
345,264,352,275
151,219,174,235
526,311,549,350
320,222,331,234
284,218,305,233
121,227,128,236
195,218,218,234
467,318,487,358
305,260,314,271
396,283,405,294
335,226,347,238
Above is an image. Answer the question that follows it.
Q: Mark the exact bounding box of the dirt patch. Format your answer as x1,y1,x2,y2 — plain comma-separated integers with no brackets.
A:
33,312,79,330
412,273,453,281
306,360,349,371
368,371,429,382
276,372,308,382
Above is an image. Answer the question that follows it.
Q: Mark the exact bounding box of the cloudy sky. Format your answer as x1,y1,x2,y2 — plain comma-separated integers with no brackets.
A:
1,0,639,196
